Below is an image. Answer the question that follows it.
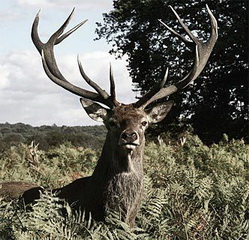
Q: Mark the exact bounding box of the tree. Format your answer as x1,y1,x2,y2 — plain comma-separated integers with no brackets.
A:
96,0,248,143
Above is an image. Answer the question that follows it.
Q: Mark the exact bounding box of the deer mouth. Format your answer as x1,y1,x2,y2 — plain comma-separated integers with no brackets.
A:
121,142,139,150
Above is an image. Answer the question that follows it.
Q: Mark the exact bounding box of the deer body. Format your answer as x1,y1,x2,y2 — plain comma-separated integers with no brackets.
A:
1,5,217,226
56,106,146,225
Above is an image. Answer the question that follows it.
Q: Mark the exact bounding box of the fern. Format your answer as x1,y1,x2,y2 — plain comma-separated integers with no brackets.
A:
0,135,248,239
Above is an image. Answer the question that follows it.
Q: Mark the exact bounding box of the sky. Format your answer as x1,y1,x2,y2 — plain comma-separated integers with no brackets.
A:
0,0,136,126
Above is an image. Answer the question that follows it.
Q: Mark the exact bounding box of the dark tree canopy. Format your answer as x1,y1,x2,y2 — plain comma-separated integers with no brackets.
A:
96,0,248,143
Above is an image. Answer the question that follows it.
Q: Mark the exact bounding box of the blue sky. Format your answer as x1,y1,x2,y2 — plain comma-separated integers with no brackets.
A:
0,0,135,126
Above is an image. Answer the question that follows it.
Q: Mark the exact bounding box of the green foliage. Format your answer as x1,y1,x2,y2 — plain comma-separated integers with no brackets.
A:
0,142,98,188
0,133,248,239
0,123,107,153
143,134,248,239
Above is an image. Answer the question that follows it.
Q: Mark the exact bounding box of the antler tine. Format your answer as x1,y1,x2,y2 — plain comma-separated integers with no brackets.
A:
31,10,43,52
133,68,169,108
32,9,117,109
158,19,192,45
77,56,110,100
49,8,75,44
206,4,218,44
135,5,218,109
56,19,88,45
169,5,199,44
109,63,117,103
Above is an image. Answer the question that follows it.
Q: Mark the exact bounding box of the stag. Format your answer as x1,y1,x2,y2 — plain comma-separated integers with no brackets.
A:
0,5,217,226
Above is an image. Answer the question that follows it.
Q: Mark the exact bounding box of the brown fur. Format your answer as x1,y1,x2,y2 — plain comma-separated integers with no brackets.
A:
0,182,39,200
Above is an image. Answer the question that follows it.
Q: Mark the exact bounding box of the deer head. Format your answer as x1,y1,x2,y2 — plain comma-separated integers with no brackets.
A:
82,98,173,154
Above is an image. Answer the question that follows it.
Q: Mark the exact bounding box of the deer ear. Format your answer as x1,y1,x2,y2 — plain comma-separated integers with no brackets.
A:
80,98,109,122
146,100,174,124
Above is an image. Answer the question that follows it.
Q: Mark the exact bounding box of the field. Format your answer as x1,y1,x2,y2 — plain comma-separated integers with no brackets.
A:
0,132,248,240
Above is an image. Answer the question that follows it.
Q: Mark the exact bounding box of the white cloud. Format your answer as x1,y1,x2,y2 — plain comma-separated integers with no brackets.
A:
0,0,112,27
16,0,112,10
0,65,10,89
0,11,20,21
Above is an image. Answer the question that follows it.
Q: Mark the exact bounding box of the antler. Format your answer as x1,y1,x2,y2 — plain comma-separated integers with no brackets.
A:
134,4,218,109
32,9,118,109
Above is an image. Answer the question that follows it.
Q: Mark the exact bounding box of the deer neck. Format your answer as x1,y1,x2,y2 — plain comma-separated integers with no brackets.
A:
91,132,144,223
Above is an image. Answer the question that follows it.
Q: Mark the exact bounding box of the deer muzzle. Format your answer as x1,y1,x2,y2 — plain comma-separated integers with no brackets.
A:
119,129,140,150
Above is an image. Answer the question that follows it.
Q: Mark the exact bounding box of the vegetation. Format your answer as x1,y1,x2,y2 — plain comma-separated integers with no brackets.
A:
0,132,248,239
0,123,106,153
96,0,248,144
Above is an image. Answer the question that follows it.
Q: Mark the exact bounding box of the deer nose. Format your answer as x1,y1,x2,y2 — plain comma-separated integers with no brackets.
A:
121,130,138,142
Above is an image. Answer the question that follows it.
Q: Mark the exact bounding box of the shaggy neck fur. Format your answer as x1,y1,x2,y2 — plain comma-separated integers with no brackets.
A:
92,132,144,225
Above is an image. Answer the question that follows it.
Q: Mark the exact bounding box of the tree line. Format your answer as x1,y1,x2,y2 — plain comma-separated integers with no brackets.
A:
0,123,106,152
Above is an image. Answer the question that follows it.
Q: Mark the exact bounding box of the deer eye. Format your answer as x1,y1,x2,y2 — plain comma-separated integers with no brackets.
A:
141,121,148,127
